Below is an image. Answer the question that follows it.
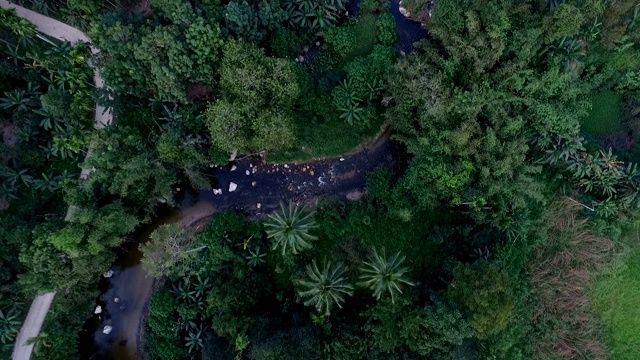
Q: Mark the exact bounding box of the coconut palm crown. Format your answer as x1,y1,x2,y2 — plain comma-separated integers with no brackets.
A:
297,259,354,315
264,201,317,255
359,247,414,303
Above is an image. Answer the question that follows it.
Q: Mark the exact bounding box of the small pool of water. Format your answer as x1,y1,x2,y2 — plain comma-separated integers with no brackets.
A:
388,0,428,53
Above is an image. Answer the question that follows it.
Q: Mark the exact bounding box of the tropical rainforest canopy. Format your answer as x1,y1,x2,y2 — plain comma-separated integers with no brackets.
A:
2,0,640,359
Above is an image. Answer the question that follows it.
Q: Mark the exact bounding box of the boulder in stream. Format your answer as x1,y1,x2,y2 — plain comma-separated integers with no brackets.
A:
229,182,238,192
103,270,114,278
102,325,112,334
94,305,102,314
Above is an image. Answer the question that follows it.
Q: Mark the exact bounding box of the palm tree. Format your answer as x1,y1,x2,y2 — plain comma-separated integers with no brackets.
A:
297,259,354,315
193,275,211,299
184,322,207,354
339,103,365,126
171,282,196,304
0,89,29,111
27,331,50,356
358,247,414,303
33,173,61,192
0,167,33,187
245,246,267,268
0,306,21,345
0,183,17,202
264,201,318,255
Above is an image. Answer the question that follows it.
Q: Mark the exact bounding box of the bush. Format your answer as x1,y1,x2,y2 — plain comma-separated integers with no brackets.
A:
581,90,624,135
145,289,185,360
376,13,397,47
269,28,313,58
324,25,356,61
448,261,514,339
359,0,388,14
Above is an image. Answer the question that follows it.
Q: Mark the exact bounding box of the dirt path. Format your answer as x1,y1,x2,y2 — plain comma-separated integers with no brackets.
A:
0,1,112,359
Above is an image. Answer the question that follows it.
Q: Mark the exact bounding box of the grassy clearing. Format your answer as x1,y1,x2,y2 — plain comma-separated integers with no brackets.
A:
591,239,640,360
528,200,613,359
266,119,384,163
582,91,624,135
349,14,378,59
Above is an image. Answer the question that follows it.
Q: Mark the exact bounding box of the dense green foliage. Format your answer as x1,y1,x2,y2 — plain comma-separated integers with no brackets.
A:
264,202,318,255
592,236,640,359
582,91,624,135
4,0,640,359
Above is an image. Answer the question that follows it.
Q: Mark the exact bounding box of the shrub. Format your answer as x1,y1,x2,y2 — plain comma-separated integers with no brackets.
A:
324,25,356,61
376,13,397,47
449,261,514,339
145,289,186,360
269,28,313,58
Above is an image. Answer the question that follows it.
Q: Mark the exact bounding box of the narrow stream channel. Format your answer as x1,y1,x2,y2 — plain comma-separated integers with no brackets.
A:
79,3,427,358
79,132,403,359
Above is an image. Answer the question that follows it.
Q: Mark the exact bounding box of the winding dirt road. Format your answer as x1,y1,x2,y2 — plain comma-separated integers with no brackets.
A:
0,1,112,359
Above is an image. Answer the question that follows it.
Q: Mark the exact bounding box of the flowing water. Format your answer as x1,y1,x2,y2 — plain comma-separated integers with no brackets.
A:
80,3,428,358
79,132,403,359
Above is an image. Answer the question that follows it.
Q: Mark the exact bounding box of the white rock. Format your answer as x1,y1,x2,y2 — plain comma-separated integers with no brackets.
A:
103,270,114,278
209,164,215,168
94,305,102,314
114,297,120,303
231,165,237,171
176,187,180,192
252,181,257,187
257,203,261,209
399,6,410,17
103,325,112,334
245,170,250,175
284,164,289,168
339,157,345,161
229,150,238,161
212,188,222,195
229,182,238,192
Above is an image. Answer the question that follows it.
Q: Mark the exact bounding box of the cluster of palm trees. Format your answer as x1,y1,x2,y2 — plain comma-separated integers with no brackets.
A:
170,275,212,354
0,33,94,203
265,202,415,315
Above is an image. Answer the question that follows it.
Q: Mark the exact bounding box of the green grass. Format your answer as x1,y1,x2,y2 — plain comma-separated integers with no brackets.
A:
582,91,624,135
591,240,640,360
266,118,384,163
348,14,378,60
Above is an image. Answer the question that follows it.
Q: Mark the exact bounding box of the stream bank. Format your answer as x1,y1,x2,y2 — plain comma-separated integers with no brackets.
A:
79,2,429,358
79,130,403,359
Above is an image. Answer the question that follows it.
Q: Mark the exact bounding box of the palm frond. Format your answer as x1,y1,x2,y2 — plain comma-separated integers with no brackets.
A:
358,247,414,303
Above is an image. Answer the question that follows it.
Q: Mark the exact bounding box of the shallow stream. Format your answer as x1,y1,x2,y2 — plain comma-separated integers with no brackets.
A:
79,132,402,359
79,3,428,358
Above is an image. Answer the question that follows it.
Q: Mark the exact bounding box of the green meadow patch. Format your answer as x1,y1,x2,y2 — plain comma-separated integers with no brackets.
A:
582,91,624,135
591,245,640,360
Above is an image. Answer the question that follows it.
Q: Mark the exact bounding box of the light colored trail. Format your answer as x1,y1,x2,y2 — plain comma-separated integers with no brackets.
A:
1,1,112,359
0,0,112,129
11,293,55,360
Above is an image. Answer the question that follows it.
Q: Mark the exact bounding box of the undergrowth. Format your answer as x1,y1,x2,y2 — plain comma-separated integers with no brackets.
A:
591,230,640,360
528,200,613,359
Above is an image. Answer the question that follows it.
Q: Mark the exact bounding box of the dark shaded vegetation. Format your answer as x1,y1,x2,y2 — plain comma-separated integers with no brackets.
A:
3,0,640,359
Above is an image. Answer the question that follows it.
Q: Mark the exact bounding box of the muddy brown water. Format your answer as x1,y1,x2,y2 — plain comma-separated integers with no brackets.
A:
79,133,403,359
